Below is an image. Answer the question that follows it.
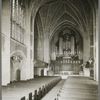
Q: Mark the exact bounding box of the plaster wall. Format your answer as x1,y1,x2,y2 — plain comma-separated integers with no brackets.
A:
1,0,34,85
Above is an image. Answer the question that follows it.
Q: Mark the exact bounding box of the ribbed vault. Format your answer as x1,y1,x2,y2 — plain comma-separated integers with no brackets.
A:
32,0,97,40
32,0,98,62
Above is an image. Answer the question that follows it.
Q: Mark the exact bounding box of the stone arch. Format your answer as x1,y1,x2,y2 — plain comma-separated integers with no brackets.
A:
29,0,97,78
49,21,91,62
34,11,44,61
10,50,26,82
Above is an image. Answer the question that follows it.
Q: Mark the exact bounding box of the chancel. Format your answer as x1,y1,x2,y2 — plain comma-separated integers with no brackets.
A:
50,29,83,77
1,0,98,100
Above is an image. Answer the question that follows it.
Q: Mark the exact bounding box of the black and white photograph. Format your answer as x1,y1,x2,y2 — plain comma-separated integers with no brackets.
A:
0,0,99,100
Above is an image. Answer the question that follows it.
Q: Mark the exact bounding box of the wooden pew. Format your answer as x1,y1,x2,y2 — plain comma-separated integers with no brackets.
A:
20,96,25,100
34,90,38,100
38,87,43,99
29,92,32,100
42,85,46,96
20,77,61,100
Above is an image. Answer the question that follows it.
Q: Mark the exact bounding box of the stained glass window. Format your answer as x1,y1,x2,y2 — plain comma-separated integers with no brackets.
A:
11,0,25,44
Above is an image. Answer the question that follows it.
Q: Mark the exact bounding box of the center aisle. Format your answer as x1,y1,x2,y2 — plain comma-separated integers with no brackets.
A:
42,76,98,100
42,80,65,100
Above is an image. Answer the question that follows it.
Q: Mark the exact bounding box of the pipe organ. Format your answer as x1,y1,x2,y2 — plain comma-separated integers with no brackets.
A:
57,32,76,58
51,30,83,75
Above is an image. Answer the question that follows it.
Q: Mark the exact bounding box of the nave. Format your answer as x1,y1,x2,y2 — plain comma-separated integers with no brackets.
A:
1,0,99,100
2,76,98,100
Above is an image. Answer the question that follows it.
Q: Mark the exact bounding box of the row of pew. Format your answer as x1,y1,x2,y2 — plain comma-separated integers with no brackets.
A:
20,77,61,100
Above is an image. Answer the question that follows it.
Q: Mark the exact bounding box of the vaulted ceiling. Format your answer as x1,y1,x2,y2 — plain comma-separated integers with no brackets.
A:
33,0,98,42
29,0,98,62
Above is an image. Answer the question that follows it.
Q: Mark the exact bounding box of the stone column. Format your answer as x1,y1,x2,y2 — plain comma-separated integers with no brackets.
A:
94,10,99,82
44,38,50,63
71,37,74,54
59,37,63,55
24,5,33,80
83,36,90,62
65,40,68,49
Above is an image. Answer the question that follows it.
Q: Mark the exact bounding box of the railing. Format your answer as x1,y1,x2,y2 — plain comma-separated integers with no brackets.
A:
56,58,83,64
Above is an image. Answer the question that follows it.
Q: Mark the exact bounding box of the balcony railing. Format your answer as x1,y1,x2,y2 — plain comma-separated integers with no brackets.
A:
58,59,82,64
56,56,82,64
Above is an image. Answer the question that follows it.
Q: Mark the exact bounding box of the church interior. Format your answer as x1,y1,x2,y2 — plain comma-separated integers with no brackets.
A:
1,0,99,100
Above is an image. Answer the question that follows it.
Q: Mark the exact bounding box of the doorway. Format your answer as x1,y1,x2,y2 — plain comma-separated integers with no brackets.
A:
16,69,21,81
41,69,44,76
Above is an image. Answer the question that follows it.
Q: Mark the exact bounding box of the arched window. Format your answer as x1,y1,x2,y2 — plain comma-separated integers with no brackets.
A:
11,0,25,44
